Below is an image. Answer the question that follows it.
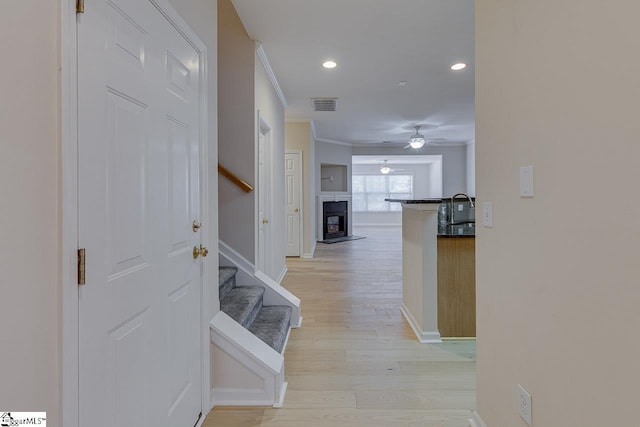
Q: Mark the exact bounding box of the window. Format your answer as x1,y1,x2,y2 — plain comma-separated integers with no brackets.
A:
352,174,413,212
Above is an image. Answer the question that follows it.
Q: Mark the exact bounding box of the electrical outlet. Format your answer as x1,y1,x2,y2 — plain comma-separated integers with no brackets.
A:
518,384,532,426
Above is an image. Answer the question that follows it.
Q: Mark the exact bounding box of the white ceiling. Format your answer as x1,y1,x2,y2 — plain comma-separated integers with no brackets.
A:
231,0,475,146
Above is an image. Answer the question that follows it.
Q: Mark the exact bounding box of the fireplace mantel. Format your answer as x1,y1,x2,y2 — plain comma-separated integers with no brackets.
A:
317,193,352,241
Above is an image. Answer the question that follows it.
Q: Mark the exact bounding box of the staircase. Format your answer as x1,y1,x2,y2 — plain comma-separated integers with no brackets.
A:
210,264,300,407
218,266,291,353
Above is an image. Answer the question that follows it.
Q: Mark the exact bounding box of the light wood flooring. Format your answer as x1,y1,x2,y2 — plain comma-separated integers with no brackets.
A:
204,226,476,426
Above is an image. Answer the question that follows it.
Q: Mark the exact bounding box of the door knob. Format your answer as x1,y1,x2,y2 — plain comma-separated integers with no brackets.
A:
262,218,269,224
294,208,299,213
193,245,209,259
192,220,201,232
199,245,209,257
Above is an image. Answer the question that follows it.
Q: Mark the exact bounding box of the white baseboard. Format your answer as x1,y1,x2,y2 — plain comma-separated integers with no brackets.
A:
219,240,254,273
301,240,316,259
292,316,302,329
272,381,288,408
468,411,487,427
400,304,442,344
275,265,287,284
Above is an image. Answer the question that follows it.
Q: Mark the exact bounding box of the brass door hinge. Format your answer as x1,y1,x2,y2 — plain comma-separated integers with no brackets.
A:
78,248,86,285
76,0,85,14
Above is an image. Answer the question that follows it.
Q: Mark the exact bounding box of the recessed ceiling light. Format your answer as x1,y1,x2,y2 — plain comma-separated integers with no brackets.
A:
323,60,337,69
398,80,407,87
451,63,467,71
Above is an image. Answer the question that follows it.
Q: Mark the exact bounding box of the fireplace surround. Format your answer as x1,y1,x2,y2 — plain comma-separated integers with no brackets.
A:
317,194,352,242
323,201,348,240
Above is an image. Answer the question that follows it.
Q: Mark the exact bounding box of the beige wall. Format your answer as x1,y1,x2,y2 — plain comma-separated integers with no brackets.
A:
0,1,60,423
218,0,256,262
285,122,315,255
255,53,286,279
476,1,640,425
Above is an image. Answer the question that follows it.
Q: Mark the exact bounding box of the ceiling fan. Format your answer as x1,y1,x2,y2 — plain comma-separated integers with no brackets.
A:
378,160,404,174
403,125,446,149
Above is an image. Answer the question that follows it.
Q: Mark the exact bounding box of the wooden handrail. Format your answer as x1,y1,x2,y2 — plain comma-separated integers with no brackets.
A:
218,164,254,193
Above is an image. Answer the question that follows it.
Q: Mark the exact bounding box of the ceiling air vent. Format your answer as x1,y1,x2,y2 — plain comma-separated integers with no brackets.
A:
311,97,337,112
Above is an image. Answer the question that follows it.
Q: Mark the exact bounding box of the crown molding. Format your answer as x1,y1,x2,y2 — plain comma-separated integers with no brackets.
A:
256,43,287,109
315,137,353,147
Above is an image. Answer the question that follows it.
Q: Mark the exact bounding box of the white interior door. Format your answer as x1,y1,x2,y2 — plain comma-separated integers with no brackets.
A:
285,151,302,256
78,1,203,426
257,125,271,275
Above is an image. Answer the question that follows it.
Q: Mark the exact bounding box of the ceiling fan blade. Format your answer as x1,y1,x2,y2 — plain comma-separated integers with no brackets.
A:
403,144,411,149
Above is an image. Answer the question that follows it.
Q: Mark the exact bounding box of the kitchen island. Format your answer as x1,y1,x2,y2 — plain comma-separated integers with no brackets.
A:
386,199,443,343
437,233,475,338
386,198,476,342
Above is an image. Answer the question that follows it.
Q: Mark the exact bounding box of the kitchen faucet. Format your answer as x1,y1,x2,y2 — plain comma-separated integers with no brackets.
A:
450,193,475,225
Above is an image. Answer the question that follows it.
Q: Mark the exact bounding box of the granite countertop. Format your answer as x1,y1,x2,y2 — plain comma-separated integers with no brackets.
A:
385,198,476,237
438,232,475,238
384,198,443,204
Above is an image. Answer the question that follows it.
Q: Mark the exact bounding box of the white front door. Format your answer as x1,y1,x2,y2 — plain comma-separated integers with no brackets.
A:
285,151,302,256
257,121,272,275
78,1,203,426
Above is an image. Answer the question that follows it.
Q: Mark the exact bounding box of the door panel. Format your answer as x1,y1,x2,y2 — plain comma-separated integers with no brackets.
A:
167,117,191,254
285,152,302,256
108,309,152,425
167,283,194,414
78,1,202,426
257,131,269,274
106,90,151,276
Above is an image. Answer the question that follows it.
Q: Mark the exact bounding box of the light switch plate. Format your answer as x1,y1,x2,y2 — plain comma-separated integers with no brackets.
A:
520,166,534,197
482,201,493,227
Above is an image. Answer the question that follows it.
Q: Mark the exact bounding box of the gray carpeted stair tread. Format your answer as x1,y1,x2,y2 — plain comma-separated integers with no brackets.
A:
220,286,264,328
218,266,238,299
248,306,292,354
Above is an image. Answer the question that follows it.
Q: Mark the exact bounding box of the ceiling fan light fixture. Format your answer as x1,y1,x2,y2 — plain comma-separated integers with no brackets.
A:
408,137,425,149
408,126,426,149
380,165,391,174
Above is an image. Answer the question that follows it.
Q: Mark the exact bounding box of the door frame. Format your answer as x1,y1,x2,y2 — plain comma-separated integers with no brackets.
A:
285,150,304,257
255,112,273,276
61,1,211,426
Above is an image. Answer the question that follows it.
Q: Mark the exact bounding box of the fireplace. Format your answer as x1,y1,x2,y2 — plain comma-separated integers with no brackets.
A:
323,201,348,240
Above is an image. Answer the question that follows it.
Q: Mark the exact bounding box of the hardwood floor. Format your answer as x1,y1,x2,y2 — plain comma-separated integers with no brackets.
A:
204,226,476,426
